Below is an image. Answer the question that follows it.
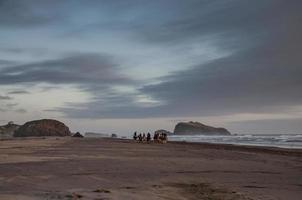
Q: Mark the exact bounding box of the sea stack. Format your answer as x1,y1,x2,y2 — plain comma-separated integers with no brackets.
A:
72,132,84,138
0,121,21,138
173,121,231,135
14,119,71,137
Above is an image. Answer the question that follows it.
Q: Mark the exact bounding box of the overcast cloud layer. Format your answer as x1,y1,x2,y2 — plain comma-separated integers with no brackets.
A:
0,0,301,134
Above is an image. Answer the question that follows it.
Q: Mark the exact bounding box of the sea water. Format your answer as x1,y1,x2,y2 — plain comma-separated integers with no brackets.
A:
168,134,302,149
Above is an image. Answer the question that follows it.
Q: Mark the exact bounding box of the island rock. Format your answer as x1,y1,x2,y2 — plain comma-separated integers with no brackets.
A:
0,121,20,138
72,132,84,138
14,119,71,137
173,121,231,135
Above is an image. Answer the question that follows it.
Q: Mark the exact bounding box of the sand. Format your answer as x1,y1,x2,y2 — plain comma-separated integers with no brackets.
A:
0,137,301,200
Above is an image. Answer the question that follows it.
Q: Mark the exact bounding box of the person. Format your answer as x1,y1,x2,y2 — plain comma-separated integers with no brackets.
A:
142,133,146,142
133,131,137,140
147,132,151,142
153,132,158,143
138,133,142,142
156,133,167,144
159,133,163,143
162,133,168,143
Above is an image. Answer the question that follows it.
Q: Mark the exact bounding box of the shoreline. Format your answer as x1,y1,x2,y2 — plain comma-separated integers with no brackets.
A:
113,137,302,156
0,137,301,199
169,140,302,156
168,134,302,150
2,136,302,155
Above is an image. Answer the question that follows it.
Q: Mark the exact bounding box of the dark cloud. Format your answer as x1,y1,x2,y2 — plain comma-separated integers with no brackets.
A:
6,103,18,108
7,90,30,95
0,59,16,66
0,53,131,86
0,47,50,57
15,108,27,113
0,108,7,112
134,0,300,117
0,95,13,100
135,1,266,45
0,0,301,123
136,0,302,117
43,109,59,112
54,0,302,119
0,0,62,28
0,53,134,118
140,47,302,117
0,0,147,30
132,0,302,48
0,48,24,54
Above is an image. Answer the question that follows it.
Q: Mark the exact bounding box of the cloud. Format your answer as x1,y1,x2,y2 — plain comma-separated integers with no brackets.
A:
0,52,136,118
0,0,301,124
140,48,302,117
43,109,59,112
15,108,27,113
52,0,302,119
0,108,7,112
0,47,50,57
6,103,18,108
0,53,131,86
0,95,13,100
7,90,30,95
136,0,301,116
135,0,302,117
0,59,16,66
0,0,62,28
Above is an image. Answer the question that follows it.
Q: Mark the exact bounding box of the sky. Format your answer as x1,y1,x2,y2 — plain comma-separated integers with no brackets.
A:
0,0,302,135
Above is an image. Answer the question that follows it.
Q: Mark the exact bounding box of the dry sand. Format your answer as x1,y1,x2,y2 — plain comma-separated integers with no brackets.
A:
0,137,301,200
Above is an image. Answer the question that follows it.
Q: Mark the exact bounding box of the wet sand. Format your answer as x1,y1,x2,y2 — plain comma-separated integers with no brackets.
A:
0,137,301,200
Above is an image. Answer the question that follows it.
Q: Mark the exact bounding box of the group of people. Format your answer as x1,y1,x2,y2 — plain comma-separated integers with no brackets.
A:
133,131,168,143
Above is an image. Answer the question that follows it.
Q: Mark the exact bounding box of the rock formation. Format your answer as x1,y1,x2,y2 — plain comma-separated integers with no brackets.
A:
72,132,84,138
0,121,20,138
173,121,231,135
14,119,71,137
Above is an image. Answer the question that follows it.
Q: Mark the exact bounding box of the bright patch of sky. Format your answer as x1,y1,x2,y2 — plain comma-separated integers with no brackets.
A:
0,84,91,123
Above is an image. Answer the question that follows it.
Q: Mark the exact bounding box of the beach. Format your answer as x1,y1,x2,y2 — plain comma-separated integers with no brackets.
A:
0,137,301,200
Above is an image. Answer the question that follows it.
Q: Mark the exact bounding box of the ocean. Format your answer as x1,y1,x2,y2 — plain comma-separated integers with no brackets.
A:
168,134,302,149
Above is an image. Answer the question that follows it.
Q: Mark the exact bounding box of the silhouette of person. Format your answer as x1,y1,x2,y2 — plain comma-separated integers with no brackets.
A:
153,132,158,142
147,132,151,142
133,131,137,140
138,133,142,142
